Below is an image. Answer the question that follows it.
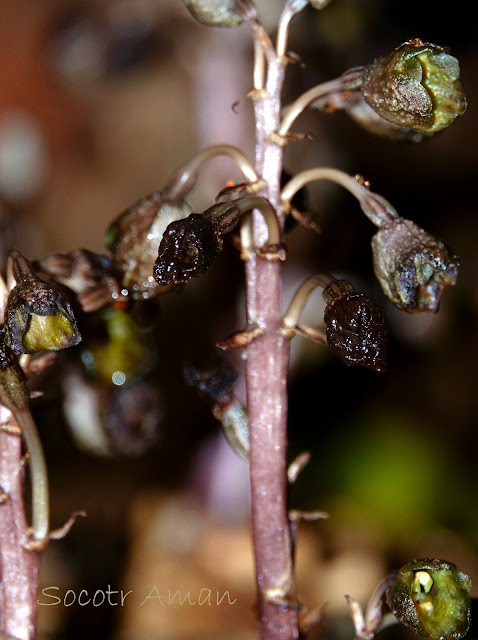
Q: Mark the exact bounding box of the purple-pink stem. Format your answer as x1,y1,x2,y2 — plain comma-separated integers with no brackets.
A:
245,51,299,639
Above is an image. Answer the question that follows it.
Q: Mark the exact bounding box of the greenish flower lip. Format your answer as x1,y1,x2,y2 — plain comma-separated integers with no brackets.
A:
182,0,243,27
22,310,80,353
386,559,472,640
361,39,467,134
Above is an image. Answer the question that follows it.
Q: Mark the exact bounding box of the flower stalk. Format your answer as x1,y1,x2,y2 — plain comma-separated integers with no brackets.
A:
161,144,261,202
281,167,399,228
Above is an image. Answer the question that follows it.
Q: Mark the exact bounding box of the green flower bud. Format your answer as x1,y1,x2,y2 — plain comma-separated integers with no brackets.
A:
386,559,472,640
323,279,388,373
5,272,81,354
106,192,192,299
182,0,243,27
361,40,466,133
0,332,28,411
372,219,459,312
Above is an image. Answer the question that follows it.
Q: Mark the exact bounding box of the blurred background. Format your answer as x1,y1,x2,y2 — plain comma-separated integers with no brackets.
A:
0,0,476,638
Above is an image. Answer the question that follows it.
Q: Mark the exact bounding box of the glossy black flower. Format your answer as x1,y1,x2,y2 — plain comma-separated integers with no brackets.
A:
154,214,223,286
106,192,192,299
386,559,471,640
360,40,466,134
372,219,459,312
182,0,243,27
5,271,81,355
323,280,387,373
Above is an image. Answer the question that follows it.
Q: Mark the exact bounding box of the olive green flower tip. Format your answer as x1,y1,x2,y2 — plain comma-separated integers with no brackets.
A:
0,333,28,411
5,274,81,354
372,219,459,313
386,559,472,640
362,39,467,134
182,0,243,27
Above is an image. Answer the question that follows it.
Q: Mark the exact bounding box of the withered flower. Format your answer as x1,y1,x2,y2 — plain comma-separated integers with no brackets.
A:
386,559,471,640
372,219,459,312
5,253,81,354
154,213,223,286
0,331,28,411
34,249,125,312
360,40,466,134
323,279,388,373
106,191,192,299
182,0,243,27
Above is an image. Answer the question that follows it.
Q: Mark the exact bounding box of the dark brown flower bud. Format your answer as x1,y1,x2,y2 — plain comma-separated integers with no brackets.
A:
386,559,471,640
0,332,29,411
182,0,243,27
372,219,459,312
154,213,223,286
106,192,192,299
360,40,466,134
323,280,388,373
5,264,81,355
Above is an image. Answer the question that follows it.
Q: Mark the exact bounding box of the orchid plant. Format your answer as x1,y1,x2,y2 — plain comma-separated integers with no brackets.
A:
0,1,471,639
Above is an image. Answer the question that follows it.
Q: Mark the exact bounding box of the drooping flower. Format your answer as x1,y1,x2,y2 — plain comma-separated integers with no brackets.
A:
5,257,81,355
371,218,459,312
360,39,466,134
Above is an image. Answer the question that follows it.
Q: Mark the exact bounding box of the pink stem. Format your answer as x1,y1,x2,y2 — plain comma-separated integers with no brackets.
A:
0,406,40,640
245,55,299,639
